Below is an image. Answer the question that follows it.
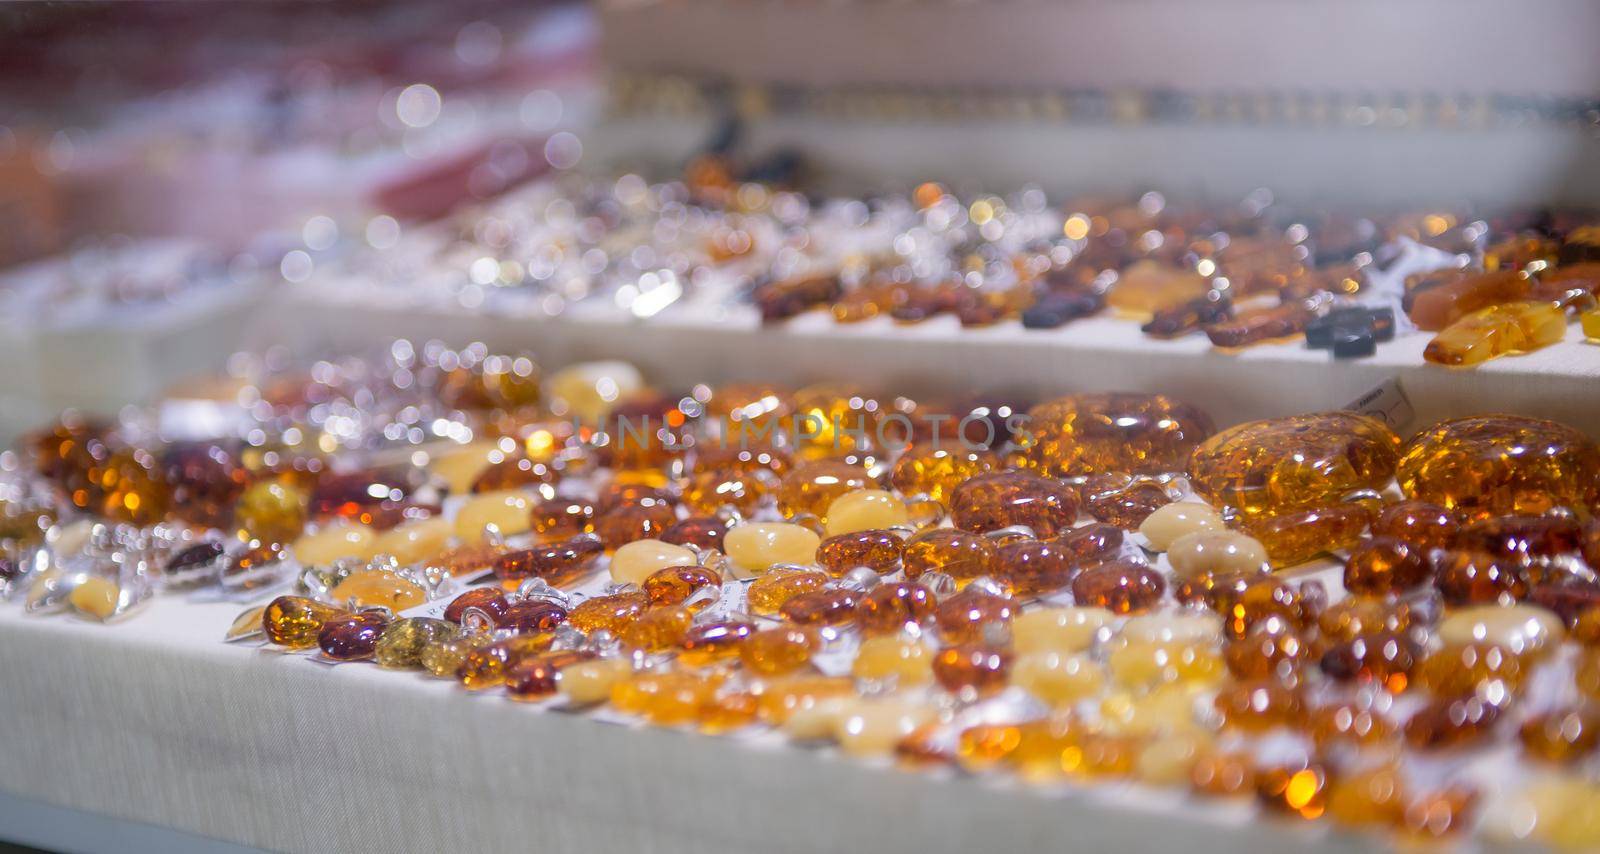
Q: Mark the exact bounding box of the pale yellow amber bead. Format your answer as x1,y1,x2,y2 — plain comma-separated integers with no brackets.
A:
546,361,643,422
833,698,937,757
68,577,120,620
782,697,850,740
851,636,933,684
557,658,634,705
454,490,536,541
609,539,699,586
432,441,500,494
52,520,96,556
1101,684,1204,736
1166,530,1268,578
1135,732,1210,786
1013,651,1105,706
823,489,910,536
1138,502,1224,551
330,569,427,610
1119,612,1224,646
1012,607,1114,654
1107,640,1225,690
1437,604,1566,656
371,516,454,565
724,522,822,577
292,521,379,566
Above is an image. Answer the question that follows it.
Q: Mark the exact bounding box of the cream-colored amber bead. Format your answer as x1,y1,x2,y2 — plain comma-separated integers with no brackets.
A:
823,489,910,537
1484,775,1600,850
1101,684,1203,736
852,635,934,684
1119,612,1224,646
1437,604,1566,656
609,539,699,586
1138,502,1224,550
52,519,96,556
782,697,850,740
454,490,536,540
432,441,500,494
1012,607,1114,655
1107,640,1225,690
1013,651,1105,706
1136,732,1210,786
547,360,643,422
724,522,822,577
557,658,634,705
292,521,379,566
833,698,937,757
1166,530,1268,578
371,516,454,565
68,576,120,620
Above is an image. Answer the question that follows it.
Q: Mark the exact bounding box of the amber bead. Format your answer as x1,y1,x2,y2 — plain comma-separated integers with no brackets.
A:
506,650,594,701
1317,595,1411,644
932,643,1013,698
529,498,594,542
461,634,558,689
901,528,996,585
1529,578,1600,626
1082,476,1173,528
593,502,678,549
330,569,426,611
1435,550,1529,605
499,599,569,633
419,633,491,678
1188,412,1400,517
1416,643,1527,695
660,516,728,552
723,522,822,576
1219,576,1308,638
1306,701,1395,751
1320,632,1417,691
428,542,507,579
1437,603,1564,655
746,568,829,616
1397,415,1600,517
1325,764,1407,829
1205,293,1322,348
262,596,344,648
1424,300,1566,366
1344,536,1431,594
1167,531,1267,578
1109,260,1210,316
618,606,694,652
1408,269,1531,330
934,588,1014,645
493,537,603,587
776,460,873,520
165,541,226,583
739,626,815,676
566,591,650,634
642,565,721,608
1371,500,1462,550
992,540,1077,597
444,587,511,624
856,581,936,636
949,470,1079,539
234,480,309,545
93,449,172,527
753,675,854,725
454,490,536,540
816,529,903,577
317,611,390,661
1189,750,1257,797
161,441,247,529
1224,620,1308,680
1071,561,1165,614
694,443,792,477
593,483,675,515
1139,502,1225,550
1023,393,1213,477
683,467,769,516
1256,764,1328,820
677,619,755,667
1404,694,1503,750
610,540,698,587
611,671,718,726
470,452,556,493
890,444,995,504
374,618,458,669
1213,679,1303,732
780,588,859,628
1051,522,1124,566
1013,606,1115,654
1459,514,1584,559
1236,503,1369,567
1520,706,1600,762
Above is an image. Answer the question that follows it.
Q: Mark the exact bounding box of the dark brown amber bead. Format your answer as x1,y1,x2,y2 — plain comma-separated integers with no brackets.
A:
309,467,415,525
677,619,756,667
317,611,391,661
1319,632,1418,691
444,587,511,624
901,528,996,584
1371,500,1461,550
594,502,678,548
856,582,937,636
1082,476,1173,529
529,497,594,542
816,529,903,577
1235,503,1369,567
506,650,594,701
1213,679,1303,732
933,643,1013,697
934,588,1014,645
660,516,728,551
949,471,1079,539
754,273,842,323
1458,514,1584,559
1206,298,1319,349
499,599,569,633
642,565,721,608
1519,706,1600,762
1071,560,1165,614
993,540,1079,597
594,483,677,515
161,441,248,529
164,542,226,581
1404,694,1502,750
1256,764,1328,820
1343,537,1432,595
780,589,859,627
1050,522,1124,565
1224,619,1309,680
493,537,603,587
1582,518,1600,568
1174,568,1262,609
1306,701,1395,750
1529,578,1600,626
1434,550,1529,605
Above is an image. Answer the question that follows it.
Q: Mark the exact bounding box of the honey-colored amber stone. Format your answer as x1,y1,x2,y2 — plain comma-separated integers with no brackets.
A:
1435,550,1530,605
1013,606,1114,654
1189,412,1401,518
528,497,594,542
891,444,995,504
1014,651,1105,706
1138,502,1224,551
1219,576,1309,639
419,633,492,678
682,467,769,516
790,383,882,457
853,636,933,684
1520,706,1600,762
642,564,721,608
1214,679,1303,732
901,528,996,585
1106,640,1225,690
934,588,1014,645
1343,536,1431,594
1397,415,1600,517
618,606,694,652
1319,631,1417,691
1224,620,1308,680
374,618,458,669
557,657,633,705
833,699,938,758
566,591,650,635
1371,500,1462,550
1424,300,1567,366
369,516,453,565
234,480,309,545
1585,304,1600,341
430,441,499,495
950,471,1078,539
1136,732,1210,786
1325,764,1407,829
459,633,556,690
594,483,675,515
1190,750,1258,798
746,567,829,615
754,674,854,725
677,619,755,667
93,449,172,526
262,596,345,648
1416,642,1528,695
611,670,718,726
1024,393,1213,477
817,529,903,576
1174,568,1262,610
1408,269,1532,331
499,599,569,634
469,451,557,494
780,588,859,627
823,489,909,537
1167,530,1268,578
856,581,936,635
933,643,1013,697
991,540,1077,597
1108,260,1211,317
444,587,511,624
694,443,792,477
494,537,604,587
1579,648,1600,700
1072,560,1165,614
609,539,698,587
1461,514,1585,559
428,542,507,579
739,626,815,675
776,460,874,520
660,516,728,552
1236,503,1370,567
1404,693,1503,750
1082,475,1175,528
593,501,677,549
68,577,121,620
317,611,390,661
723,522,821,576
1317,595,1411,643
454,490,536,541
330,569,427,611
696,690,760,734
1257,764,1328,820
1306,701,1395,750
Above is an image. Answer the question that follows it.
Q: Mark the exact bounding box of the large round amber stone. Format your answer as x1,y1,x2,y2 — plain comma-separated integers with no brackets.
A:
1188,412,1401,517
1397,415,1600,518
1024,393,1214,477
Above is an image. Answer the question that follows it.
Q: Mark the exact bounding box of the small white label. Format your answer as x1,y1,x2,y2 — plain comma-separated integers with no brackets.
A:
1345,377,1414,433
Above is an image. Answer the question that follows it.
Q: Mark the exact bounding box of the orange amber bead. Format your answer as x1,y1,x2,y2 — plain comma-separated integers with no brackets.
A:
1023,393,1214,477
1051,522,1124,566
1519,706,1600,762
1071,561,1166,614
594,502,678,549
1082,476,1174,528
1434,550,1529,605
1190,750,1257,797
934,588,1014,644
932,643,1013,697
493,537,603,587
697,691,760,734
529,497,594,542
993,540,1078,597
1213,679,1303,732
1408,269,1530,331
611,671,718,726
739,626,816,675
566,591,650,634
816,529,903,576
780,588,859,627
682,467,769,516
1316,595,1411,643
1306,701,1395,750
746,567,829,615
1235,503,1370,567
1371,500,1462,550
1416,643,1527,695
262,596,345,648
506,650,593,700
1188,412,1400,518
901,528,996,585
856,581,937,635
677,619,755,667
1256,764,1328,820
1224,620,1309,681
642,565,721,608
1344,536,1431,594
1396,415,1600,518
1326,764,1407,829
1404,694,1503,750
776,460,873,520
1459,514,1584,559
458,633,556,690
949,471,1079,539
1220,576,1309,639
618,606,694,652
890,443,995,504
